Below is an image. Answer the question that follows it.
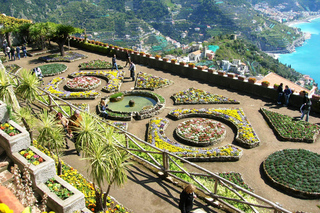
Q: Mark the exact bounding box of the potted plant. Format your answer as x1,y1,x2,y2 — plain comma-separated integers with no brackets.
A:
218,70,225,76
227,73,235,78
180,61,186,66
238,75,245,81
273,83,279,89
188,63,195,68
208,68,215,74
197,66,204,71
163,58,169,62
155,55,161,60
248,77,256,84
140,52,145,56
261,81,270,87
146,53,152,58
171,59,177,64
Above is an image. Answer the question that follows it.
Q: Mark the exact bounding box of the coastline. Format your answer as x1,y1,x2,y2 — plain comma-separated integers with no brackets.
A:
285,14,320,27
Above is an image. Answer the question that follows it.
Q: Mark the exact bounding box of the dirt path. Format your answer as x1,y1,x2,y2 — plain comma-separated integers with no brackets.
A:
6,46,320,213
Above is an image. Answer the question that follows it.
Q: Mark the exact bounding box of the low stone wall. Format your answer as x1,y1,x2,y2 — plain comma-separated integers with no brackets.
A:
70,40,320,114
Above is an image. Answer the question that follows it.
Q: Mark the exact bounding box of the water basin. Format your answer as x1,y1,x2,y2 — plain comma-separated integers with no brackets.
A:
108,95,157,112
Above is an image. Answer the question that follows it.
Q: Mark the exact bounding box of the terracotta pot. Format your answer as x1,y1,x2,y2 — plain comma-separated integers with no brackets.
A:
180,62,186,66
208,69,214,74
140,52,145,56
218,71,225,76
163,58,169,62
227,73,235,78
238,76,245,81
248,79,256,84
171,60,177,64
146,54,151,58
262,82,270,87
188,64,195,68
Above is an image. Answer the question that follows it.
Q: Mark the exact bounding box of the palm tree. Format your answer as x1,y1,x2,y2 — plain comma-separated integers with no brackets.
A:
15,69,42,142
0,68,20,112
82,122,131,212
36,110,65,175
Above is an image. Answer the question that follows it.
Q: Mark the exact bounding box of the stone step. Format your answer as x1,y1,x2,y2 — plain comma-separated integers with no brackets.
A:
0,161,10,173
0,170,14,186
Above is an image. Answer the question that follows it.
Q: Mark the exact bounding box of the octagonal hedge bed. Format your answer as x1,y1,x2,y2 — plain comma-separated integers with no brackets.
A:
263,149,320,198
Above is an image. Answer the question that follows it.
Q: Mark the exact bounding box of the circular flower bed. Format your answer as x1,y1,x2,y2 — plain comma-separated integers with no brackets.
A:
135,72,174,90
263,149,320,198
66,76,101,91
175,118,226,146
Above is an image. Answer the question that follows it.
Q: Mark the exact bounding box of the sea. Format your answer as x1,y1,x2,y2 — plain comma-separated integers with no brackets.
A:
278,17,320,85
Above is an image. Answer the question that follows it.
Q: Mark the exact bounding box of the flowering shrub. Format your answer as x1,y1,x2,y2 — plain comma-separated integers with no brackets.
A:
45,178,74,200
135,72,174,90
176,118,226,146
78,59,123,70
69,70,124,93
19,148,44,166
264,149,320,198
33,141,129,212
44,77,99,99
147,117,242,160
38,51,88,62
172,88,239,104
169,108,260,148
66,76,101,91
0,123,20,136
261,108,319,142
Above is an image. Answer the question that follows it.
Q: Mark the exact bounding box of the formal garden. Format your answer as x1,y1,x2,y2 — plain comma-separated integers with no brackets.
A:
0,43,319,213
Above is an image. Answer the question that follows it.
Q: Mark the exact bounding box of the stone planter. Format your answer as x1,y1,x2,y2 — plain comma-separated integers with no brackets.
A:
11,146,55,184
218,71,225,76
37,175,85,213
0,101,9,123
0,120,30,153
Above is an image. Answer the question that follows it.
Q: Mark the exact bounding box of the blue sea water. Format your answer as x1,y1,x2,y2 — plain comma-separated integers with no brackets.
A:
278,18,320,85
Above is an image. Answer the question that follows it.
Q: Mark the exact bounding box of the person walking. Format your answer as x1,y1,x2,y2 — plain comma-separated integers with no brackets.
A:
55,112,70,149
179,184,197,213
300,97,312,122
124,50,131,67
111,54,118,71
16,46,21,60
277,83,283,105
6,46,10,60
22,44,27,58
68,110,83,156
283,85,292,107
10,46,15,61
129,61,136,81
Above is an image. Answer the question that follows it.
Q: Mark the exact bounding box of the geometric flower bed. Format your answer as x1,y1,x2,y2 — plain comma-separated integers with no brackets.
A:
175,118,226,147
147,117,242,161
38,51,88,62
169,108,260,148
260,108,320,143
37,63,68,76
135,72,174,90
66,76,101,91
0,122,20,136
33,140,129,212
19,148,45,166
263,149,320,198
45,177,74,200
172,88,239,104
218,172,253,192
68,70,124,92
44,77,100,99
78,59,123,70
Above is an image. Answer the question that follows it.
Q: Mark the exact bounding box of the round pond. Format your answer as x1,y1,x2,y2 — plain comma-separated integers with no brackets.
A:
108,95,157,112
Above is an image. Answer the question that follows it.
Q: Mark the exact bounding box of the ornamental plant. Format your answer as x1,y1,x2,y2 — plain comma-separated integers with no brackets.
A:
135,72,174,90
261,108,319,142
172,88,239,104
261,81,270,85
188,63,195,67
248,77,256,83
0,122,20,136
263,149,320,198
19,148,45,166
45,178,74,200
66,76,101,91
147,117,242,160
38,51,88,62
169,108,260,148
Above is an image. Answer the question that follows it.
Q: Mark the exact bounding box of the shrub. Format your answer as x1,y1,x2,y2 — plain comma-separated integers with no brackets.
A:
109,92,123,99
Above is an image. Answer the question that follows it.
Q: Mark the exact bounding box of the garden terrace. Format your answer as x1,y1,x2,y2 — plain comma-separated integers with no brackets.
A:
2,42,320,212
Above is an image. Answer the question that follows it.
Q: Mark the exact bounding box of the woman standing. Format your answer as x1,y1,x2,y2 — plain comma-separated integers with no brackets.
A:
179,184,197,213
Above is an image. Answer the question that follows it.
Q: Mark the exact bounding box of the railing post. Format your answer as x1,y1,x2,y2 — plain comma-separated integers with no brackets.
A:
214,178,218,195
162,151,169,177
48,95,53,111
